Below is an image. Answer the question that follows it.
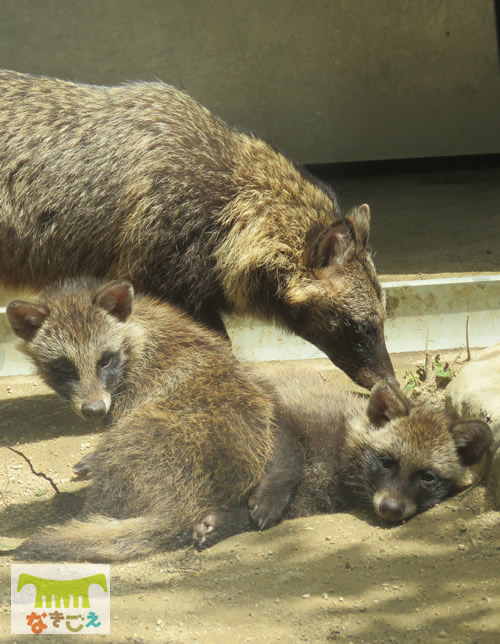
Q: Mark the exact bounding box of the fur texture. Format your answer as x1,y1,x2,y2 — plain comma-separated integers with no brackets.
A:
0,69,394,388
7,279,278,561
195,367,492,546
6,288,491,560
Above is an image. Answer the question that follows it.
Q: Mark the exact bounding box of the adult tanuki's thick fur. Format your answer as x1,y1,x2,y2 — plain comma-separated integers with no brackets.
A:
0,69,394,388
6,279,280,561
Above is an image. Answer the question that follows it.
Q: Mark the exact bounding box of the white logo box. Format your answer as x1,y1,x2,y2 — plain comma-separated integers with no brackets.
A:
11,564,110,635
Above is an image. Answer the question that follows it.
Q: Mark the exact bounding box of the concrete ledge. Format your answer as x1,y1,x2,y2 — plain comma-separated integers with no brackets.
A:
224,275,500,362
1,274,499,375
383,275,500,353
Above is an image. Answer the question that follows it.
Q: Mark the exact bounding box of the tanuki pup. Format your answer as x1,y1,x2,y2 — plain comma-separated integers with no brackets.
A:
0,69,394,388
195,369,492,547
6,278,283,561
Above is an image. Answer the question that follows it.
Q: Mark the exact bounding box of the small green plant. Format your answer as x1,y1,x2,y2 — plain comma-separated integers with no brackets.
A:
403,369,421,392
403,353,454,391
433,355,453,388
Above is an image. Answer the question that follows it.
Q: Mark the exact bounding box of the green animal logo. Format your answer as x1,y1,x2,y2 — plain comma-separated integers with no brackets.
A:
17,573,108,608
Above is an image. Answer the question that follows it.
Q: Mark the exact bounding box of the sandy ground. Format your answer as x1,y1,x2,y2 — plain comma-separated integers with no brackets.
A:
0,351,499,643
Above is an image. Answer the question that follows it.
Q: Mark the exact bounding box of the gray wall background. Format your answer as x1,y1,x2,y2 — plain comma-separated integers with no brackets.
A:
0,0,499,163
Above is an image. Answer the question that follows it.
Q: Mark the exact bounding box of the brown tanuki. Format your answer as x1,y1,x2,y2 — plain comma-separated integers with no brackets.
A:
6,282,492,561
0,69,393,388
7,279,280,561
195,369,492,547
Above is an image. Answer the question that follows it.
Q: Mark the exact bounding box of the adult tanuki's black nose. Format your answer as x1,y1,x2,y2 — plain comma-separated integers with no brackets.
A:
81,400,107,419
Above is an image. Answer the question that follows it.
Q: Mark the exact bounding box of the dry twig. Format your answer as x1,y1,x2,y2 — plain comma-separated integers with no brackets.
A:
7,446,60,494
465,315,472,362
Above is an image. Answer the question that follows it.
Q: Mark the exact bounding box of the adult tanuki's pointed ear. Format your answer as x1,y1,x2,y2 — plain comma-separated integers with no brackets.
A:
6,300,50,342
306,220,357,269
94,280,135,322
347,203,371,248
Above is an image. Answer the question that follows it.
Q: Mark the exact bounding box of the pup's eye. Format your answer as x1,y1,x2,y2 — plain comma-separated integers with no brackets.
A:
98,351,117,369
379,454,396,470
50,357,78,380
420,471,438,485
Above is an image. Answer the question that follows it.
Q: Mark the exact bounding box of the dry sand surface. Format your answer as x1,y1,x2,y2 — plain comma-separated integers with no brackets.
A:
0,351,499,643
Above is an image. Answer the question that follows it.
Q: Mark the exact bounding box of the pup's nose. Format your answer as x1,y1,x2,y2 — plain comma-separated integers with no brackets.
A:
378,497,405,522
81,400,107,419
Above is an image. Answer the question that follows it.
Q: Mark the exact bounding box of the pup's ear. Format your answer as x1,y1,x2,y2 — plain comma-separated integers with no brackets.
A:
7,300,50,342
367,380,411,427
94,280,135,322
450,420,492,466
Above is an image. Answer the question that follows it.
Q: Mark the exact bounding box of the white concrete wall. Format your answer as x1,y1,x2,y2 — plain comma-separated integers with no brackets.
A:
0,0,499,163
2,276,499,376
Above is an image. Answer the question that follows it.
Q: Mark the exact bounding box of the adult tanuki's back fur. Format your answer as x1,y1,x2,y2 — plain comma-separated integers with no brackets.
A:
6,279,278,561
0,69,394,388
